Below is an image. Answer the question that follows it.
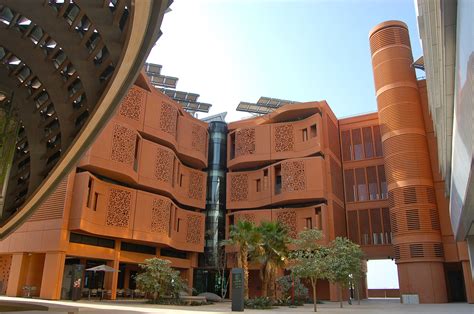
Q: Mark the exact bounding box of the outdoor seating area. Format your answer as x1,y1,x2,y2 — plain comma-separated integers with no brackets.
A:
80,288,146,300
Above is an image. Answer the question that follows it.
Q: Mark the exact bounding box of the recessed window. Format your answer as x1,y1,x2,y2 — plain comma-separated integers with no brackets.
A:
274,165,282,195
230,133,236,159
92,192,99,211
177,218,181,232
133,136,140,171
352,129,363,160
86,178,92,207
305,217,313,229
310,124,317,138
367,166,378,200
256,179,262,192
302,128,308,142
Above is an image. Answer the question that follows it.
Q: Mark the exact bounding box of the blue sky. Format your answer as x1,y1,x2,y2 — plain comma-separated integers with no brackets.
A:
147,0,419,288
147,0,422,122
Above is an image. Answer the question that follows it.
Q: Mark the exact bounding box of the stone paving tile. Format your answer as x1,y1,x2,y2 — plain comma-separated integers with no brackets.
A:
1,296,473,314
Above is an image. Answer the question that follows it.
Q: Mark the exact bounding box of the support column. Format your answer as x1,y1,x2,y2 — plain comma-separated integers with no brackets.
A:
104,259,119,300
40,252,66,300
6,253,27,297
369,20,447,303
187,268,194,294
104,240,120,300
462,260,474,303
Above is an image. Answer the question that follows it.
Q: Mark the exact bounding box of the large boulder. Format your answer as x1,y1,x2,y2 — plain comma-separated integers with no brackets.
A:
198,292,222,302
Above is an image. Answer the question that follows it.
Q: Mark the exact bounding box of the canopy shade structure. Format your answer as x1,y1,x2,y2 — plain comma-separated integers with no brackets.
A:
0,0,172,238
86,264,119,273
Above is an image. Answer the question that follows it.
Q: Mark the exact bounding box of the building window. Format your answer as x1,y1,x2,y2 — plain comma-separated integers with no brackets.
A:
69,232,115,249
305,217,313,229
176,218,181,232
362,127,374,158
230,133,236,159
352,129,363,160
256,179,261,192
377,165,387,199
92,192,99,211
370,208,383,245
373,125,383,157
366,166,378,200
302,128,308,142
86,178,92,207
358,210,371,245
263,169,269,191
341,130,352,161
121,242,156,255
310,124,317,138
344,169,356,202
133,136,140,171
160,248,187,259
275,165,282,195
355,168,368,201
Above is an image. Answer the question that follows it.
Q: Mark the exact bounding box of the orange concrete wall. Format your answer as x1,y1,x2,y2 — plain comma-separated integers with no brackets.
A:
228,109,322,170
0,174,75,254
368,289,400,298
114,85,208,169
225,102,344,302
0,255,11,294
369,21,447,303
79,120,207,209
227,156,327,209
69,172,205,252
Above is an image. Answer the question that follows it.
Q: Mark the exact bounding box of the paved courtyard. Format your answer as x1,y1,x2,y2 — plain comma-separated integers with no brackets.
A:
1,296,473,314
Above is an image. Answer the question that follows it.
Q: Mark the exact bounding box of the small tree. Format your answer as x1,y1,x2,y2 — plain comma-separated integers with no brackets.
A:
216,243,230,298
289,228,329,312
221,220,260,299
135,258,186,302
326,237,364,308
254,221,290,299
276,275,309,305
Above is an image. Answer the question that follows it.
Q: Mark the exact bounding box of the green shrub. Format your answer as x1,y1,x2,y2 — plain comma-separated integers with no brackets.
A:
244,296,273,309
274,298,304,306
147,298,212,306
276,275,309,303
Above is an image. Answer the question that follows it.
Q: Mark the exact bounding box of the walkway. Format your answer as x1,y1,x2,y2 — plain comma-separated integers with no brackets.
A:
0,296,473,313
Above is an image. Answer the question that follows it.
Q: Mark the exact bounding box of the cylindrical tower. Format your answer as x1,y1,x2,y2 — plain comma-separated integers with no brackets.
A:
369,21,447,303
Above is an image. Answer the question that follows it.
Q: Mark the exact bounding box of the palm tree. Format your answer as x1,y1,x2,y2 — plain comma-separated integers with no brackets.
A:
222,220,259,299
255,221,290,299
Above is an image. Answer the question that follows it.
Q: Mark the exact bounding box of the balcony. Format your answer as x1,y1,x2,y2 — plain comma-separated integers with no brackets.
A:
78,120,207,209
69,172,205,252
228,113,322,170
226,156,327,209
114,86,209,169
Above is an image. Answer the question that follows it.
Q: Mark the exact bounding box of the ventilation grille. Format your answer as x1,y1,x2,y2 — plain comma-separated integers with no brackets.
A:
370,26,410,54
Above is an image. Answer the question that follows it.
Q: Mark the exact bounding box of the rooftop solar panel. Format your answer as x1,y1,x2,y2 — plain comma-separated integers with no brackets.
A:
236,96,299,114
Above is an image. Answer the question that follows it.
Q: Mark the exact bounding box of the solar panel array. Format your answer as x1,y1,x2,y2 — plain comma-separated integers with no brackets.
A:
144,63,211,113
236,97,299,114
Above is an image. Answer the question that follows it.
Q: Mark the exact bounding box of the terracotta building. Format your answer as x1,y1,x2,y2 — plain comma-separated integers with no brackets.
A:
0,19,473,304
0,74,207,300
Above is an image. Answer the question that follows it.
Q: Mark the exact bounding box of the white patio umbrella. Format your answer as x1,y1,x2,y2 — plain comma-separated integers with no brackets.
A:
86,264,119,273
85,264,120,299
